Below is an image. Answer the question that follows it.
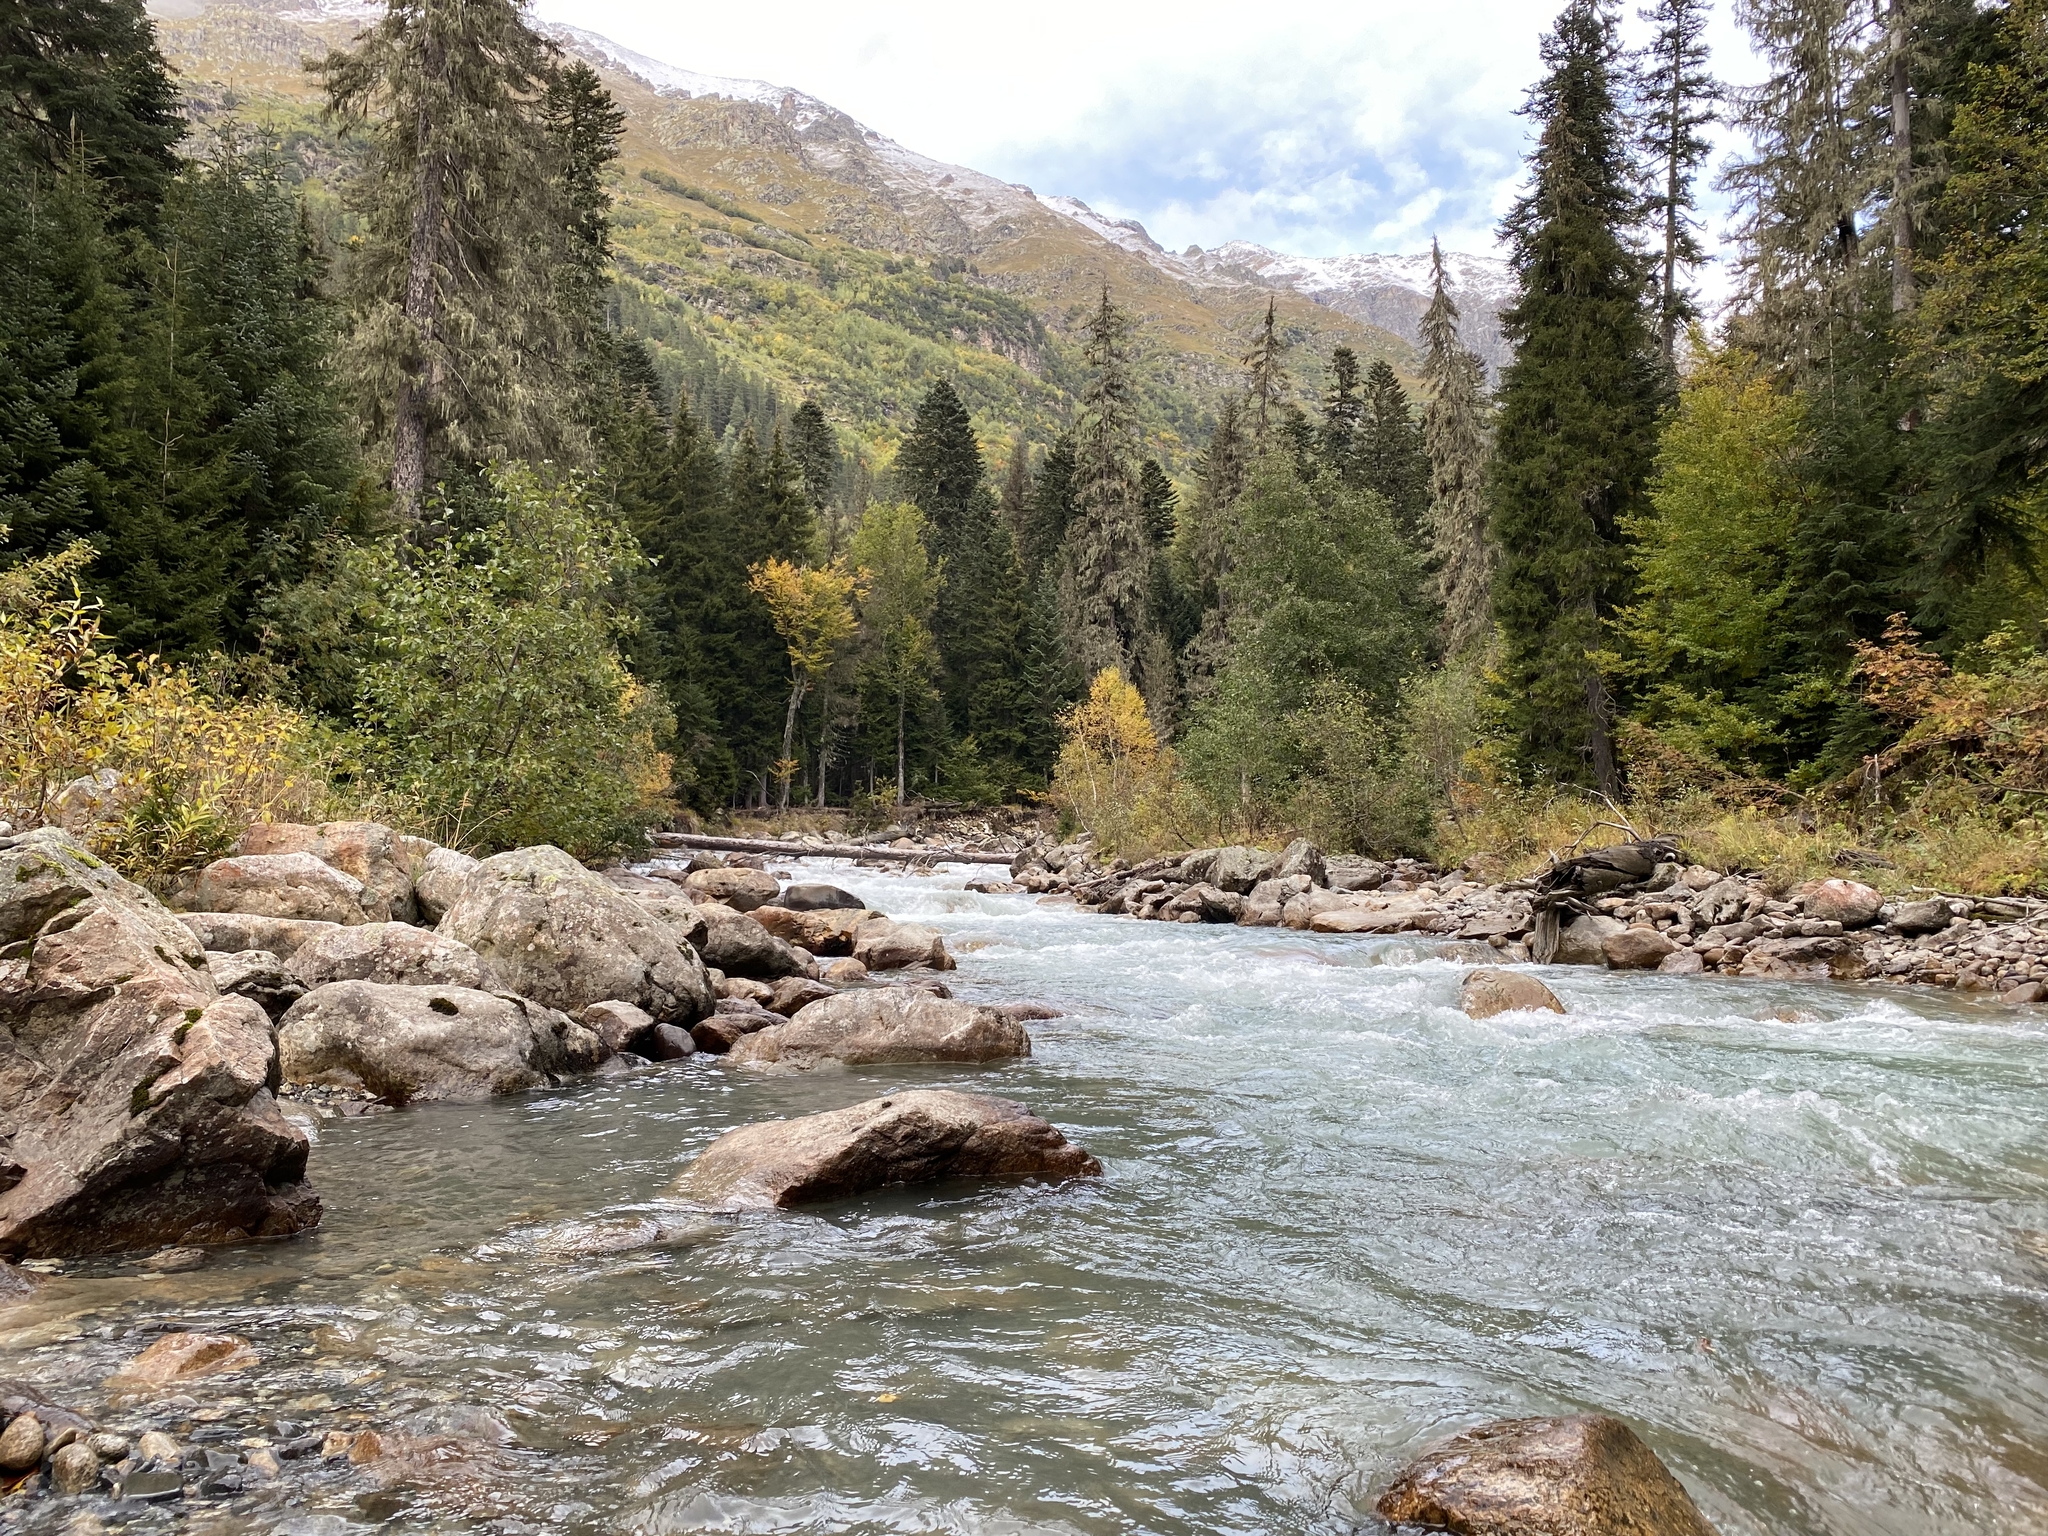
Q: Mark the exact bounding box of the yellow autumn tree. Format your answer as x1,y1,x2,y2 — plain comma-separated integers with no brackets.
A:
749,556,862,808
1050,667,1178,855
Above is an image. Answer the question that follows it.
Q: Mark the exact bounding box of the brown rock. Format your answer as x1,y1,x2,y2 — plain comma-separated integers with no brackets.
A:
716,975,775,1005
1798,877,1883,928
821,957,869,983
1374,1413,1719,1536
237,821,421,922
48,1438,99,1493
0,1410,44,1470
751,903,877,956
671,1089,1101,1210
853,918,956,971
1657,949,1705,976
0,831,317,1258
767,976,836,1016
682,867,780,912
1549,913,1626,966
190,852,370,925
1308,897,1453,935
1603,927,1678,970
580,999,657,1055
105,1332,258,1393
1460,969,1566,1019
2000,980,2048,1005
728,988,1028,1071
1738,936,1874,981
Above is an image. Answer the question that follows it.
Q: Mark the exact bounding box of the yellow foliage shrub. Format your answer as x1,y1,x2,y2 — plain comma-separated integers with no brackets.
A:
1049,668,1184,857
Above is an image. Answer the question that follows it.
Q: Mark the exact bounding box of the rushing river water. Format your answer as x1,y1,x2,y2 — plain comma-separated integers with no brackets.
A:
6,863,2048,1535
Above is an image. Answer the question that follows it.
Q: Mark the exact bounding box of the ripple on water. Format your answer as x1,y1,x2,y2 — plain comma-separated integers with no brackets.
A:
4,859,2048,1534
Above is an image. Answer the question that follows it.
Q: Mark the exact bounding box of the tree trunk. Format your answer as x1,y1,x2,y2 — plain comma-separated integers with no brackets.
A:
1662,56,1683,366
778,675,808,812
896,686,907,808
814,686,831,808
391,78,445,522
1583,666,1619,802
1887,0,1916,314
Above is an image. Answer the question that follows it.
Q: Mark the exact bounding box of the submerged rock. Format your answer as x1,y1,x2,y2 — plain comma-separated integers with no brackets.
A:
0,829,318,1258
279,981,606,1104
104,1332,257,1394
1375,1413,1719,1536
437,845,713,1023
671,1089,1101,1210
1460,969,1566,1019
728,988,1028,1071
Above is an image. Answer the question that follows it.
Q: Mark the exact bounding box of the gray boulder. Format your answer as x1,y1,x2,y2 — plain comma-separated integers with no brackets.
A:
236,821,423,922
1209,845,1282,893
1887,898,1952,937
693,901,813,979
1553,913,1626,966
1325,857,1390,892
207,950,304,1020
412,845,479,925
779,883,870,912
670,1089,1101,1211
728,988,1028,1071
1375,1413,1720,1536
178,912,341,959
1274,838,1327,886
852,918,955,972
1798,877,1884,928
0,829,318,1257
436,846,713,1023
287,921,485,992
188,852,369,926
278,981,606,1105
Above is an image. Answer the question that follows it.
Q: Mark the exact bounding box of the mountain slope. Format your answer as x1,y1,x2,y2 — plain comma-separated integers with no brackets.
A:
149,0,1508,474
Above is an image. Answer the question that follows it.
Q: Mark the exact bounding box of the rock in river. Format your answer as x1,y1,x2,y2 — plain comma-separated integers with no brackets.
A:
779,883,869,912
279,981,606,1104
437,845,713,1023
671,1089,1101,1210
1460,969,1566,1019
682,866,780,912
852,918,955,972
1603,927,1678,970
727,988,1028,1071
0,829,318,1258
1375,1413,1720,1536
691,901,813,979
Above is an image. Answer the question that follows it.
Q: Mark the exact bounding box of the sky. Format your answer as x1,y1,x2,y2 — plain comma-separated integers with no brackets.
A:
529,0,1766,278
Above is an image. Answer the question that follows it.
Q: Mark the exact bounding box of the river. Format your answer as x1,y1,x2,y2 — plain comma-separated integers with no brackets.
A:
5,862,2047,1534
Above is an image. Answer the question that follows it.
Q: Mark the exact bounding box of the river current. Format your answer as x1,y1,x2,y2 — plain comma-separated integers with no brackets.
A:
5,862,2047,1535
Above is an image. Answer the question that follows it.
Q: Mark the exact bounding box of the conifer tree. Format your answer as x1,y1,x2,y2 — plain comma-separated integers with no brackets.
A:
1490,0,1663,793
1023,432,1076,579
1243,296,1289,446
319,0,585,518
788,399,839,517
1635,0,1717,364
1354,358,1429,539
1420,242,1495,657
894,378,1001,738
1060,286,1154,689
1137,459,1177,545
998,437,1029,547
1318,345,1363,474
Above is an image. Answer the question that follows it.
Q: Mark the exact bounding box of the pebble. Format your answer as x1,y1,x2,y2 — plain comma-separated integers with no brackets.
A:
140,1247,207,1274
48,1442,100,1495
136,1429,181,1467
0,1411,46,1470
86,1432,130,1461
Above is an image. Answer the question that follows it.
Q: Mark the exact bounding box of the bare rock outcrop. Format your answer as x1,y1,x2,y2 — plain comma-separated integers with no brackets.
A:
0,829,318,1257
670,1089,1100,1210
1375,1413,1719,1536
727,988,1027,1070
437,846,713,1023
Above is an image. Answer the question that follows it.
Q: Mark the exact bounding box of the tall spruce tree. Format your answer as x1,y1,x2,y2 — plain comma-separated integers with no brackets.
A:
1319,345,1364,474
1636,0,1718,365
1060,286,1154,691
1022,431,1076,579
1420,242,1495,657
319,0,587,518
1243,296,1289,446
1354,358,1429,539
1491,0,1664,793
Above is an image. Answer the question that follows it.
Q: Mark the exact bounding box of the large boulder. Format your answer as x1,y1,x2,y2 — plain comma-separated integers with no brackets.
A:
1797,877,1883,928
0,829,318,1257
207,950,304,1020
1460,969,1566,1019
1274,838,1327,886
1209,845,1282,894
436,846,713,1023
188,852,369,926
852,918,955,972
178,912,341,959
670,1089,1101,1210
1375,1414,1720,1536
1887,898,1952,937
693,902,812,979
779,883,869,913
287,921,485,992
750,904,877,957
1603,927,1679,970
412,846,479,925
682,867,780,912
237,821,423,922
727,988,1028,1071
1552,914,1626,966
278,981,605,1105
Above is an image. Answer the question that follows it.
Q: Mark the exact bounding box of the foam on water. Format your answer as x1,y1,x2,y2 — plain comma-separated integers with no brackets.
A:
3,859,2046,1533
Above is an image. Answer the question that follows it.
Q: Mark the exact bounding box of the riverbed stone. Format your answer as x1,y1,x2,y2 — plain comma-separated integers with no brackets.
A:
1553,914,1627,966
0,1410,44,1469
0,830,317,1258
580,1000,658,1056
1460,969,1566,1019
413,846,480,925
1738,935,1874,981
671,1089,1101,1210
287,921,486,992
691,902,812,979
1603,927,1678,970
206,949,304,1019
779,883,869,912
1274,838,1327,885
1658,949,1705,976
279,982,606,1104
1209,845,1283,894
767,976,836,1016
237,821,420,922
691,1000,781,1053
49,1439,100,1493
1374,1413,1720,1536
189,852,370,925
750,904,877,956
178,912,341,959
437,845,713,1023
728,989,1028,1071
105,1333,258,1394
852,918,955,972
1798,877,1883,928
1887,898,1951,936
682,867,780,912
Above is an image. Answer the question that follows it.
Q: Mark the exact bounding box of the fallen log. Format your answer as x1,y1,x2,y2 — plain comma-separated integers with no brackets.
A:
650,832,1016,866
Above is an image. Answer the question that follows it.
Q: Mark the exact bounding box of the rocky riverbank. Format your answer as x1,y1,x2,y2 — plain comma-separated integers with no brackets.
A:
1006,832,2048,1003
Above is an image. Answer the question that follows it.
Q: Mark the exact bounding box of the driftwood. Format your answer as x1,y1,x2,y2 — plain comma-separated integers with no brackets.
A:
650,832,1016,866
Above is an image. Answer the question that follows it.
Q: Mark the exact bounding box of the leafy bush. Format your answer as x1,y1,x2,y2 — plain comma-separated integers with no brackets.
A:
1049,668,1179,856
343,466,674,857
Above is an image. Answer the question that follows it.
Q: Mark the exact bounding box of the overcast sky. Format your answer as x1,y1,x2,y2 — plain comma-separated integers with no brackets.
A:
529,0,1765,279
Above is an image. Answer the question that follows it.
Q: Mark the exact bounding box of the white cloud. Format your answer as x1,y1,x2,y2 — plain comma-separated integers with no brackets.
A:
531,0,1767,278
